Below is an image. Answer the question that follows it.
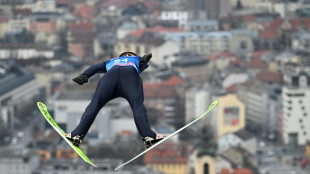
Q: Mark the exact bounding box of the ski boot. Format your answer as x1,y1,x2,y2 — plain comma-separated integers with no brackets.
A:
143,134,166,148
65,133,83,147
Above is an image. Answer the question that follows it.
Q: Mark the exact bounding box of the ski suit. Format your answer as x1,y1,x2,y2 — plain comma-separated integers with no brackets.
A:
70,56,157,139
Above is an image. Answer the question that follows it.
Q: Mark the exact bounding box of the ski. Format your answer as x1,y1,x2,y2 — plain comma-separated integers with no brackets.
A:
37,102,97,167
114,101,218,170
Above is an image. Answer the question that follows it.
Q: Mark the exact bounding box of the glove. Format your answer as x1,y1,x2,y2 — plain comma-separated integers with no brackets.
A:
72,74,88,85
140,53,152,63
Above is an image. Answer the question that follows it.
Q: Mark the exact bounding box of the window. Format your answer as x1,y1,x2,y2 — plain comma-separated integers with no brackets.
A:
288,107,292,110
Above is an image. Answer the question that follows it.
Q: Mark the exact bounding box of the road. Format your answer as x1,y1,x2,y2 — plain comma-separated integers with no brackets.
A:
257,141,310,174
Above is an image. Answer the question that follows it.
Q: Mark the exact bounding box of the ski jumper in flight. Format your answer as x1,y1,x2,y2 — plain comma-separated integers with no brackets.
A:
66,52,164,148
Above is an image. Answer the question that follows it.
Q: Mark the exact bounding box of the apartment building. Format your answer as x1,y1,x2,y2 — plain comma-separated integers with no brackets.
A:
282,71,310,145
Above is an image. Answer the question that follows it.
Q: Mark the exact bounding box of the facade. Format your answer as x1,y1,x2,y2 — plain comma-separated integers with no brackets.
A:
0,16,9,38
185,20,218,32
184,31,231,56
0,43,54,59
0,63,38,129
282,71,310,145
0,149,39,174
211,94,245,138
8,18,29,33
172,56,210,84
29,12,60,33
185,84,211,126
143,76,184,126
189,152,216,174
159,11,189,29
236,81,269,133
144,142,190,174
292,32,310,52
217,129,257,155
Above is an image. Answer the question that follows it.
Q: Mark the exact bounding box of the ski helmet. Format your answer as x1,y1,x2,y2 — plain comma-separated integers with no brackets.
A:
119,51,137,57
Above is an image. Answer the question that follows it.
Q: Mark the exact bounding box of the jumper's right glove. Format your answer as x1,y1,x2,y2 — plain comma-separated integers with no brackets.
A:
72,74,88,85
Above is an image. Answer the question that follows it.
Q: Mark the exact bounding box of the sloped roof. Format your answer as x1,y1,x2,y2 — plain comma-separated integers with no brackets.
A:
72,4,95,20
256,71,283,83
234,129,254,141
13,8,32,16
247,57,266,68
220,168,253,174
162,75,184,86
259,30,279,39
131,25,183,37
144,143,190,164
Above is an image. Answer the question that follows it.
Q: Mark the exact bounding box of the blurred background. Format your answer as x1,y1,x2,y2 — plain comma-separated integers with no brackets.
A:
0,0,310,173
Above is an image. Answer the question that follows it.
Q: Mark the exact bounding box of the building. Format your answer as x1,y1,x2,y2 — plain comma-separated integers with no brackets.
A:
0,16,9,38
185,84,212,126
185,20,218,32
8,9,31,33
32,158,129,174
33,0,56,12
68,18,96,58
0,149,39,174
171,55,210,84
207,51,237,71
114,30,180,66
282,71,310,145
189,0,231,19
236,80,269,134
222,73,249,89
0,43,54,59
219,168,253,174
188,151,216,174
158,11,189,29
306,141,310,157
116,21,139,40
29,12,60,33
184,31,232,56
292,32,310,52
143,75,184,126
0,62,38,129
144,142,190,174
217,129,257,155
219,146,257,170
211,93,245,138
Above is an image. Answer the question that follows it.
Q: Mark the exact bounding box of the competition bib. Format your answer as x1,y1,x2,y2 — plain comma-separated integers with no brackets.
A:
105,56,141,74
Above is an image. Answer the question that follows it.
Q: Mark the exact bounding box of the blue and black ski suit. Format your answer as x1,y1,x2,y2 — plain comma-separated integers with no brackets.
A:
71,56,157,139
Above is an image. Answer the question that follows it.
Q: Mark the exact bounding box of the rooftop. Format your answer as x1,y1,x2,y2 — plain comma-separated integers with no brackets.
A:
0,63,36,96
144,142,190,164
172,57,209,67
57,89,94,100
234,129,254,141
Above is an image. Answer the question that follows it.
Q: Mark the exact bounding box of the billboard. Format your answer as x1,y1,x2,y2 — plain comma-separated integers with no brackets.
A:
223,107,239,126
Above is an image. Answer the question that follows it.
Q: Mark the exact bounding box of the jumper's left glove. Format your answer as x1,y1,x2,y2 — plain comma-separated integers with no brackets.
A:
72,74,88,85
140,53,152,63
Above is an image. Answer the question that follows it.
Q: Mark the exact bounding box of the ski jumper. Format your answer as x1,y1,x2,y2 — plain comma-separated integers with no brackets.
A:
71,56,157,139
